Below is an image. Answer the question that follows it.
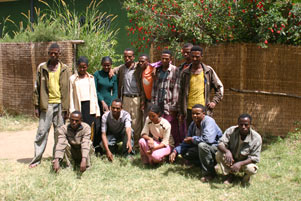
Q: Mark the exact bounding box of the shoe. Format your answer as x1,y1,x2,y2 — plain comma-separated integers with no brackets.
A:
224,174,234,185
200,174,215,183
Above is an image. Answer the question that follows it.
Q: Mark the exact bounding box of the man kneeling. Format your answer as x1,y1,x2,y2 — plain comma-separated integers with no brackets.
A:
169,104,222,182
101,99,134,161
53,111,93,173
216,114,262,185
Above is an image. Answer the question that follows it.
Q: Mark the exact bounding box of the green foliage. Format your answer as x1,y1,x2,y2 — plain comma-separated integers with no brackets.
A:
124,0,301,57
0,0,121,73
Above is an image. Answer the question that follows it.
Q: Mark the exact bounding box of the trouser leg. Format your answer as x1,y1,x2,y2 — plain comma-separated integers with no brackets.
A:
121,129,134,156
215,151,232,175
162,114,181,147
198,142,217,175
150,140,172,163
52,104,64,158
122,96,143,150
139,138,150,164
30,104,54,165
186,109,193,130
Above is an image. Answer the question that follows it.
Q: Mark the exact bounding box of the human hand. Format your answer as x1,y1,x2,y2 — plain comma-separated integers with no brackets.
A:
169,151,177,163
207,102,216,109
53,159,60,173
108,68,115,78
106,151,114,162
230,162,242,173
34,108,40,118
147,138,154,149
127,140,132,153
80,158,87,173
102,101,109,112
184,137,193,144
224,150,234,166
140,101,145,111
178,114,184,123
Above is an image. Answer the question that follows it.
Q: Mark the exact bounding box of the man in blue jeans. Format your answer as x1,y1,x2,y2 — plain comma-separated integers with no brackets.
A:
169,104,222,182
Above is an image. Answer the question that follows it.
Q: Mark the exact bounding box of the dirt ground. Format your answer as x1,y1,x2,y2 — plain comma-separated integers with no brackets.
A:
0,126,54,164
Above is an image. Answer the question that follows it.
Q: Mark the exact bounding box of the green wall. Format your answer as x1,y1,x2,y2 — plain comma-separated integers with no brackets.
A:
0,0,132,55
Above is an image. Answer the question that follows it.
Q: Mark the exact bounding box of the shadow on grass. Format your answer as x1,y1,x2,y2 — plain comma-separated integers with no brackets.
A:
17,158,32,164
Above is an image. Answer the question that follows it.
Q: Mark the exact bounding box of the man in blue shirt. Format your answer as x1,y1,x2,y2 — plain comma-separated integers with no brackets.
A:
170,104,222,182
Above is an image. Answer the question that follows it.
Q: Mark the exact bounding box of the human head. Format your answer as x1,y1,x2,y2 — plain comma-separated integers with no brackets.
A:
191,104,206,124
148,104,161,124
161,49,172,68
111,98,122,119
138,54,150,70
181,43,193,62
190,45,203,66
70,111,82,130
101,56,113,73
77,56,88,76
123,48,135,67
238,114,252,136
48,43,60,63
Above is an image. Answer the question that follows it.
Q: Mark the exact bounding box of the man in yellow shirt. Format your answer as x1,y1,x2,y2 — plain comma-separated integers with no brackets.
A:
29,43,71,168
178,45,224,128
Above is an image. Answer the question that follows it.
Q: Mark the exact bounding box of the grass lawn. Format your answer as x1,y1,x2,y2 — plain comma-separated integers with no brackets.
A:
1,129,301,201
0,113,37,132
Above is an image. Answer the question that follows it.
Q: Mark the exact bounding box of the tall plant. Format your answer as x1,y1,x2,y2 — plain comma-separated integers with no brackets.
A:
0,0,120,73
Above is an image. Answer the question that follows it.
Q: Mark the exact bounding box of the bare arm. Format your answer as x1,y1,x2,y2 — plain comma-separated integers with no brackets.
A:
101,132,113,161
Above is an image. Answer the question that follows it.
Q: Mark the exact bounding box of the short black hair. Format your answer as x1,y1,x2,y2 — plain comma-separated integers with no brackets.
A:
149,104,161,115
191,45,203,55
48,43,60,51
192,104,206,113
77,56,89,66
71,110,82,117
112,98,122,104
139,54,149,60
124,48,134,53
162,49,172,57
101,56,113,65
183,43,193,49
238,113,252,123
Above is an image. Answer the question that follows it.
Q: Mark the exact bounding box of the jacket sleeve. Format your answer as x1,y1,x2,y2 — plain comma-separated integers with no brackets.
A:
210,68,224,104
54,127,68,159
178,70,184,116
33,65,41,108
170,67,180,111
69,76,75,114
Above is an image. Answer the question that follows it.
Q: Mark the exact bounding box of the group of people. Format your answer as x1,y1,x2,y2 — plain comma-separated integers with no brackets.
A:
29,43,262,186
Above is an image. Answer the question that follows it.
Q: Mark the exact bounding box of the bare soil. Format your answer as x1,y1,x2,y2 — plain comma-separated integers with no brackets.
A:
0,126,54,164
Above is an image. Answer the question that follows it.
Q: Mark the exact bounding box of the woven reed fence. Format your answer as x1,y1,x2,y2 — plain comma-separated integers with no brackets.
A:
151,43,301,136
0,41,76,115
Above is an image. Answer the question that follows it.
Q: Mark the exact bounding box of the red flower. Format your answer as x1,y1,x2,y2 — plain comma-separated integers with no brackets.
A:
264,40,268,44
242,9,246,13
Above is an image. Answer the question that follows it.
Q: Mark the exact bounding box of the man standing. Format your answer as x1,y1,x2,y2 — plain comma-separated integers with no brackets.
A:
151,50,181,146
216,114,262,185
30,43,71,168
178,43,193,73
53,111,93,173
138,54,154,120
101,99,134,161
170,104,222,182
114,48,144,150
178,45,224,127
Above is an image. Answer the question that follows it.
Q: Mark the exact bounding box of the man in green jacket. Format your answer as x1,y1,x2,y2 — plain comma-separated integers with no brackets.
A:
29,43,71,168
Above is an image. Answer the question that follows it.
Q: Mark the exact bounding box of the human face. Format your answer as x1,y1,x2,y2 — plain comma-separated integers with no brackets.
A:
70,113,81,130
161,53,171,68
124,50,135,66
148,111,160,124
78,62,88,76
48,48,60,63
138,56,149,69
238,117,251,137
111,101,122,119
190,51,202,66
191,108,205,125
102,60,112,73
181,47,192,62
